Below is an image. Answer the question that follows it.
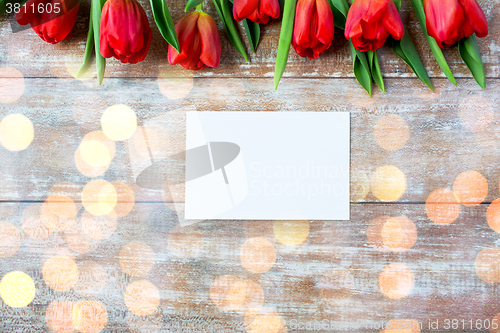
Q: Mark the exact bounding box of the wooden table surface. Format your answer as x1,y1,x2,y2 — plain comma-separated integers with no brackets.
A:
0,0,499,332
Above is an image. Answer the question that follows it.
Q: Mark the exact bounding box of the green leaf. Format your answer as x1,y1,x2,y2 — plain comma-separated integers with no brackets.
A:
328,1,346,29
459,35,485,89
184,0,202,11
392,0,401,11
392,32,434,91
76,14,95,79
242,19,260,53
329,0,349,17
151,0,180,52
368,50,384,92
0,0,6,15
410,0,456,85
91,0,106,85
274,0,296,90
212,0,249,62
350,42,372,96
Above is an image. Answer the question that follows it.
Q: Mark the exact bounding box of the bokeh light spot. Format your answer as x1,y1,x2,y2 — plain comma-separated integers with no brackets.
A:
124,280,160,316
74,261,107,297
475,247,500,283
370,166,406,202
273,220,309,246
378,263,414,299
426,189,461,225
46,301,75,333
81,180,117,216
101,104,137,141
0,271,35,308
71,300,107,333
487,199,500,233
240,237,276,274
41,195,77,231
350,169,370,202
0,114,34,151
453,170,488,206
42,255,79,291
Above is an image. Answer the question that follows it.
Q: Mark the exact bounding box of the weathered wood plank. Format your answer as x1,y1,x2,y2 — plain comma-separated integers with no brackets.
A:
0,77,499,204
0,0,498,79
0,203,497,331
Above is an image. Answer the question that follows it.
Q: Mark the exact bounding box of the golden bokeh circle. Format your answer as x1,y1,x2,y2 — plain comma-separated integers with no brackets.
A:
381,216,417,252
244,307,287,333
240,237,276,274
42,255,79,291
273,220,309,246
0,114,34,151
167,225,203,258
453,170,488,206
41,195,77,231
319,269,356,305
475,247,500,283
124,280,160,316
0,271,35,308
374,115,410,151
233,280,265,316
370,166,406,202
71,300,107,333
46,301,75,333
119,241,155,277
425,189,461,225
367,216,390,251
101,104,137,141
81,180,117,216
75,131,116,178
0,67,25,103
487,199,500,233
0,222,20,257
378,263,414,299
65,222,100,255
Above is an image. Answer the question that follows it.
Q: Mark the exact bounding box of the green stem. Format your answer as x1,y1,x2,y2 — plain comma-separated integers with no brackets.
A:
196,3,203,10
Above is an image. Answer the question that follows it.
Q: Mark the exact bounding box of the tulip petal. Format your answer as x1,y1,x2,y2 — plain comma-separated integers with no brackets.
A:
233,0,259,21
168,12,200,65
198,13,221,68
424,0,465,48
458,0,488,37
293,0,314,47
382,0,404,40
315,0,334,45
259,0,280,21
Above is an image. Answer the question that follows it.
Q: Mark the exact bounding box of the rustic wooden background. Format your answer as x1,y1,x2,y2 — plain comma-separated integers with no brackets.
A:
0,0,499,332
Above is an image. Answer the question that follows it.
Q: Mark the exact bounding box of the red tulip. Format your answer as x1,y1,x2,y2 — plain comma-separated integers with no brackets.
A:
345,0,404,52
424,0,488,49
100,0,152,64
168,12,221,70
15,0,80,44
292,0,334,59
233,0,280,25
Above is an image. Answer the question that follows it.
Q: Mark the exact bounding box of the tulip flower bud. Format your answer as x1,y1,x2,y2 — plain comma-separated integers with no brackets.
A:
168,11,221,70
15,0,80,44
345,0,404,52
233,0,280,25
424,0,488,49
292,0,334,59
100,0,153,64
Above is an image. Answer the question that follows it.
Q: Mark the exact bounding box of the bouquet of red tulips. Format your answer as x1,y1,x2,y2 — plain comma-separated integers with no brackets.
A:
0,0,489,92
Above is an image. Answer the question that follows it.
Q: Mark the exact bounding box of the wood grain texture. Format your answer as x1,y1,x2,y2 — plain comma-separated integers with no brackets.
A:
0,0,498,79
0,0,499,331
